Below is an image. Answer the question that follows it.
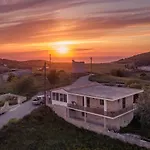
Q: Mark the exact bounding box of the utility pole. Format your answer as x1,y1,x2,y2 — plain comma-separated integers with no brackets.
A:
90,57,93,74
49,54,51,70
44,61,47,105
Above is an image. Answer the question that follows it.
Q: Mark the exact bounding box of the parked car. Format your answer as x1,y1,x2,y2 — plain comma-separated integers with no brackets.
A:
32,95,45,105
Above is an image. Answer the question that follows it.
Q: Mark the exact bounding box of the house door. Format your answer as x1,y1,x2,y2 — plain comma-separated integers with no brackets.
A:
82,97,84,106
86,97,90,107
122,98,126,109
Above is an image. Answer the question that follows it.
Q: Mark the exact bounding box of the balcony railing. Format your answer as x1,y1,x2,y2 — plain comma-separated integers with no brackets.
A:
67,104,134,118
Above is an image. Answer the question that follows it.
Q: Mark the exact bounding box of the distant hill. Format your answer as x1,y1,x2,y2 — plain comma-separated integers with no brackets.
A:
117,51,150,66
0,59,73,72
0,59,46,69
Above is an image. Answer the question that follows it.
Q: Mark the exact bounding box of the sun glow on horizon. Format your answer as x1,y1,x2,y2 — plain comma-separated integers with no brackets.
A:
50,41,73,56
56,45,69,54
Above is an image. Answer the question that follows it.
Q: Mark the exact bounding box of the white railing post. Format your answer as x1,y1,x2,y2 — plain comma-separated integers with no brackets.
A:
84,96,87,123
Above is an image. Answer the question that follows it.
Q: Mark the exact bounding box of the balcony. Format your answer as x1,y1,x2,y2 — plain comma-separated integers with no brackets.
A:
67,104,134,118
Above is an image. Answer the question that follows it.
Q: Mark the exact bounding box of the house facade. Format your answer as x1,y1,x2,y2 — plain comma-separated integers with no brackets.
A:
48,83,143,131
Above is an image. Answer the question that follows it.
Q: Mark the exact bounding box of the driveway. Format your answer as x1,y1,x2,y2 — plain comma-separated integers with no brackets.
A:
0,100,38,129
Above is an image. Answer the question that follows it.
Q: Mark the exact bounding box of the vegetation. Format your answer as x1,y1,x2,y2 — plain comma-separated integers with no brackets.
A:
110,69,128,77
120,92,150,140
125,80,143,89
7,73,16,82
137,92,150,129
12,76,37,97
0,106,147,150
47,70,59,87
0,100,5,107
118,51,150,66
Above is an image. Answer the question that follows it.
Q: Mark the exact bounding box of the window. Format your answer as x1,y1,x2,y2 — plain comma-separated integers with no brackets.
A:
122,98,126,109
133,94,139,103
100,99,104,105
60,94,63,102
56,93,59,101
52,92,56,100
59,94,67,102
64,94,67,102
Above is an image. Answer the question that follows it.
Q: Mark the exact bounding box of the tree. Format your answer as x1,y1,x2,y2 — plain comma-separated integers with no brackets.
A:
136,91,150,129
47,70,59,88
12,76,37,97
110,69,127,77
7,73,16,82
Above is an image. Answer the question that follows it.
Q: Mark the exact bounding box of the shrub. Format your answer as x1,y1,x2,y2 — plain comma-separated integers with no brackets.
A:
125,80,142,89
8,118,18,125
12,76,37,96
7,73,16,82
0,101,5,107
110,69,128,77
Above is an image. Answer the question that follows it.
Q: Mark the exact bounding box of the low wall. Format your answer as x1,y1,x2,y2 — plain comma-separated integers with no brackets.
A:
104,132,150,149
0,101,10,115
0,93,27,104
50,104,150,149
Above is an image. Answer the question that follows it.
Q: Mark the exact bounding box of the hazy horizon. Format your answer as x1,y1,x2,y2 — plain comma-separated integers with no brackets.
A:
0,50,145,63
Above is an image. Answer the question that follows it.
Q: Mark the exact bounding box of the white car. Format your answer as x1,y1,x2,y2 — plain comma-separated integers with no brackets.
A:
32,95,45,105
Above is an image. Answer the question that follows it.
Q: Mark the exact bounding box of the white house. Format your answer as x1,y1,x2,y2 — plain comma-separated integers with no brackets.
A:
48,83,143,131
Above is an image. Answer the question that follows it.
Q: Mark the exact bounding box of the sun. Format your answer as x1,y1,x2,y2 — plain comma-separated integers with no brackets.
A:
56,46,69,54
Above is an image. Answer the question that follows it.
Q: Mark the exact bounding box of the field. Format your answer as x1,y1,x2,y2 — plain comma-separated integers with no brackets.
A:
0,106,147,150
50,62,125,74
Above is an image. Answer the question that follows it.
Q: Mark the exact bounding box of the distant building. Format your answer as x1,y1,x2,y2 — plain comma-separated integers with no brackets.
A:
72,60,86,74
0,66,9,74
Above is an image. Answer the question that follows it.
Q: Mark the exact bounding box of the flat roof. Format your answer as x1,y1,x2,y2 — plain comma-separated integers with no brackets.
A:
65,84,143,101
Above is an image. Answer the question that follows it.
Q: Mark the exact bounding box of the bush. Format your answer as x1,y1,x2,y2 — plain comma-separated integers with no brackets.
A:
7,73,16,82
8,118,18,125
110,69,127,77
12,76,37,96
0,101,5,107
125,80,142,89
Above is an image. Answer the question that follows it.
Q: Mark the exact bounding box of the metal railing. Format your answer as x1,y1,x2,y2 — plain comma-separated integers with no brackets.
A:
67,104,134,118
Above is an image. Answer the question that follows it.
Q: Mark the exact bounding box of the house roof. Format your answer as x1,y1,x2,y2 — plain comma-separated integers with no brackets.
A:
65,84,143,101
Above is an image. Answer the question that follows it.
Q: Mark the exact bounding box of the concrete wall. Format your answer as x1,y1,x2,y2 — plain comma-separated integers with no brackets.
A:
89,98,104,109
77,96,83,106
87,114,104,126
68,94,78,104
69,110,84,120
107,96,133,112
72,60,86,74
0,101,10,115
106,112,134,130
52,100,67,107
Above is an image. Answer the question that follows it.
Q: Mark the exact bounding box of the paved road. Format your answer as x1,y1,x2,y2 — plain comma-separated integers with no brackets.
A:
0,100,38,129
0,75,93,129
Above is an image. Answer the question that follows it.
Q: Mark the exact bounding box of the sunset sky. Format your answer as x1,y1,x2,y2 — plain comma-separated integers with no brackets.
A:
0,0,150,62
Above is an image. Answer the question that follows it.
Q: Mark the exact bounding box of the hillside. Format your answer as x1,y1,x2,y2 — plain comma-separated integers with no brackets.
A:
118,51,150,66
0,59,46,69
0,106,147,150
